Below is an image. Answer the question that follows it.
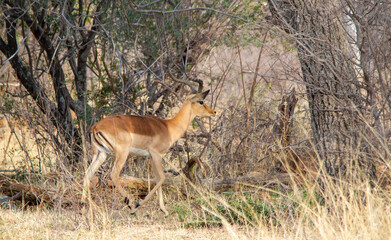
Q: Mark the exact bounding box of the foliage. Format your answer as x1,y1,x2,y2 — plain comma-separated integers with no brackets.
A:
1,0,391,239
211,191,277,226
0,0,256,168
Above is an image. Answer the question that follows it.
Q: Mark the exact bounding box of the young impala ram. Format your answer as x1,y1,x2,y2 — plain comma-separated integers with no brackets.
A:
82,90,216,216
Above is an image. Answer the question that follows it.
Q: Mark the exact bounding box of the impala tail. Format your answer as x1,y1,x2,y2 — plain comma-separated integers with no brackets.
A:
91,126,113,153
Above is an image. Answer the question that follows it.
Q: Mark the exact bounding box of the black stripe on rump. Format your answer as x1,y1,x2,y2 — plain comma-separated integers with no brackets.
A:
94,131,114,152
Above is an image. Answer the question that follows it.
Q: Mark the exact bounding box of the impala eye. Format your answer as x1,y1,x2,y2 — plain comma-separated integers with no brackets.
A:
199,101,204,105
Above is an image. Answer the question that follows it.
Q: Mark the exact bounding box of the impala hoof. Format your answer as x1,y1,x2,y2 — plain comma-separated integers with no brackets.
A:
125,198,140,215
129,201,140,215
124,197,134,211
165,169,179,176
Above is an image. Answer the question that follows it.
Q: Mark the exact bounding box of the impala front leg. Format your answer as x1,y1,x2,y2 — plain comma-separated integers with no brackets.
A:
157,184,168,216
111,150,135,212
133,150,168,216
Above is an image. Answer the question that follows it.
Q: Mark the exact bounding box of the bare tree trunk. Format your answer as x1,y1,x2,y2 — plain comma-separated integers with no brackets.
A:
0,8,81,165
268,0,376,181
0,0,110,167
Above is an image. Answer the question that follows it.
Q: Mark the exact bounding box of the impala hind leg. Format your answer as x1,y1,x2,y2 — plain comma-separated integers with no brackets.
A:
82,151,107,203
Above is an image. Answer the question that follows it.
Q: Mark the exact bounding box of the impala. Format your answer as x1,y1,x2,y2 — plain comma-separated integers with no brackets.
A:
82,90,216,216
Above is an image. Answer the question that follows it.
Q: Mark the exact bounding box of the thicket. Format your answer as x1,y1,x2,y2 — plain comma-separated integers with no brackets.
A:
1,1,391,239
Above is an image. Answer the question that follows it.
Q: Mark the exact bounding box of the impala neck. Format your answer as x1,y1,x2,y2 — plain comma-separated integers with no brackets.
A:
166,100,195,143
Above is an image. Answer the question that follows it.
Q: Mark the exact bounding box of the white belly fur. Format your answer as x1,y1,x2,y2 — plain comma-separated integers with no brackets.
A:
129,147,150,156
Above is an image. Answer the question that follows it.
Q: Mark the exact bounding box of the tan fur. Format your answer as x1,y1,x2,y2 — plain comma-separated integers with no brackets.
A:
82,90,216,216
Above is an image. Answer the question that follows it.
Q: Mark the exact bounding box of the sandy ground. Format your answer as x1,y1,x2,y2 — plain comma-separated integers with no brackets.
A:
0,208,266,240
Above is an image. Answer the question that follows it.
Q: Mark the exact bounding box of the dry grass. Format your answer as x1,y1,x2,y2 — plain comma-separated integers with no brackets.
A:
2,98,391,240
2,117,391,240
0,207,250,239
2,156,391,240
2,36,391,240
2,180,391,240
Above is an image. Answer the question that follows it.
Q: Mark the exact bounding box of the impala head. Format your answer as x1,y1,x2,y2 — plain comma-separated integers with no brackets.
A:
187,90,216,118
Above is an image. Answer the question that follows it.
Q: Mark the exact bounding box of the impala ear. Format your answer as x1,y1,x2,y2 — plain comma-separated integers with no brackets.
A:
201,90,210,99
187,90,210,102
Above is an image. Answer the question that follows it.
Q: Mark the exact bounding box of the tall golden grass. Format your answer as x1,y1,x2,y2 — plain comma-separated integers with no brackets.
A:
1,133,391,240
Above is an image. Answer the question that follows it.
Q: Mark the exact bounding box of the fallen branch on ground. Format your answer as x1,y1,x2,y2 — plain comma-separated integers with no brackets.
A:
0,174,54,204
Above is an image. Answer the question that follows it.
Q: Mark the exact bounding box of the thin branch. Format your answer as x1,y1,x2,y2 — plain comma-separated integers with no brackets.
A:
134,7,249,23
4,116,35,172
248,30,268,110
2,30,31,65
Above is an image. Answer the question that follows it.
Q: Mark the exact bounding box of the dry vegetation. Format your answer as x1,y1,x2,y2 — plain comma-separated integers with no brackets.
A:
1,1,391,239
2,38,391,239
